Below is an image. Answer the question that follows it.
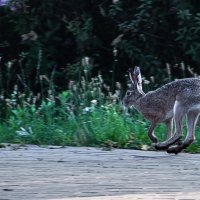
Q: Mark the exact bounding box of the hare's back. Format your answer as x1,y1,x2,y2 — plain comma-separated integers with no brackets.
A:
160,78,200,93
146,78,200,106
165,78,200,105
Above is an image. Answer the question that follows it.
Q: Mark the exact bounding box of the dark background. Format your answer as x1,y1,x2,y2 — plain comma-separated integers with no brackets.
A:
0,0,200,95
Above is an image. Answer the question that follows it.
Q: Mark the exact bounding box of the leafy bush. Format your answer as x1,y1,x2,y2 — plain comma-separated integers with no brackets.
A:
0,67,199,153
0,1,200,153
1,0,200,94
0,63,147,149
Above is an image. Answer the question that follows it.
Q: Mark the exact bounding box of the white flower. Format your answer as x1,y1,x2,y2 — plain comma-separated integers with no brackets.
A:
91,99,97,105
113,0,119,3
83,107,90,112
7,61,12,69
16,127,33,136
82,56,90,66
83,106,95,113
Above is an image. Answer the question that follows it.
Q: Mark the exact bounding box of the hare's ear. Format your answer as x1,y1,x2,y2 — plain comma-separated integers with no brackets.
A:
129,66,142,85
129,68,137,84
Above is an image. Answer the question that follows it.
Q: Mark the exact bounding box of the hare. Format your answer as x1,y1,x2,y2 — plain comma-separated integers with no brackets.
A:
123,66,200,154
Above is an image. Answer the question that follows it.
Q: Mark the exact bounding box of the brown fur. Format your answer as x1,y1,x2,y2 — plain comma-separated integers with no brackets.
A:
123,67,200,153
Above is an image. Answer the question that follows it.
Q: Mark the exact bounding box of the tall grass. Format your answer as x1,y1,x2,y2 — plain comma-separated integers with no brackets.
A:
0,58,152,150
0,60,200,153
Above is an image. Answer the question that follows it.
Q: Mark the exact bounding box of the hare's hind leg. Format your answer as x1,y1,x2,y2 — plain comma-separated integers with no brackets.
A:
167,111,199,154
154,100,187,150
165,118,174,140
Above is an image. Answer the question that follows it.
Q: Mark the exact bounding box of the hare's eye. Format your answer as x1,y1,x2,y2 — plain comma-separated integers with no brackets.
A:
126,91,132,96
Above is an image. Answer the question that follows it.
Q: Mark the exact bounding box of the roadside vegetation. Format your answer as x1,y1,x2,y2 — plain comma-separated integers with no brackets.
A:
0,61,199,153
1,1,200,153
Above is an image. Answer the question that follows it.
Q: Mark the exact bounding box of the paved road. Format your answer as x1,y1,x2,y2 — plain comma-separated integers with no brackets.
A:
1,144,200,200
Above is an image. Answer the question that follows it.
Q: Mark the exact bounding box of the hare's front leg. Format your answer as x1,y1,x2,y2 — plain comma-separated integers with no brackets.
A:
147,122,158,143
153,118,174,150
149,119,174,149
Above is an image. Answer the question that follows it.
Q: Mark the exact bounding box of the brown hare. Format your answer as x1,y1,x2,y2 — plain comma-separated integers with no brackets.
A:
123,66,200,154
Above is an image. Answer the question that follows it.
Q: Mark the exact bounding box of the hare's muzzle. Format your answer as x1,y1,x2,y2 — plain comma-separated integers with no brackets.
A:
122,97,130,108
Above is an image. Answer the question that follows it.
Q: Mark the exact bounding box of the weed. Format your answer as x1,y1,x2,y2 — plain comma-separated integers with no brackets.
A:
0,62,199,153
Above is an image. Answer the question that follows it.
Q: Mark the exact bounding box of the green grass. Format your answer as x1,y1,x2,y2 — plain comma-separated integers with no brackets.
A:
0,102,143,148
0,71,200,153
0,98,200,153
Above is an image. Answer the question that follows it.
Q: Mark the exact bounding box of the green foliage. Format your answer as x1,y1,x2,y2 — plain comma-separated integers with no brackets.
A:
0,69,199,153
176,10,200,62
1,0,200,94
0,1,200,153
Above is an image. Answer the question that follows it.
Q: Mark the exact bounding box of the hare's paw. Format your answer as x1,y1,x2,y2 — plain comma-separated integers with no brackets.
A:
167,145,183,154
153,142,169,150
151,137,158,144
